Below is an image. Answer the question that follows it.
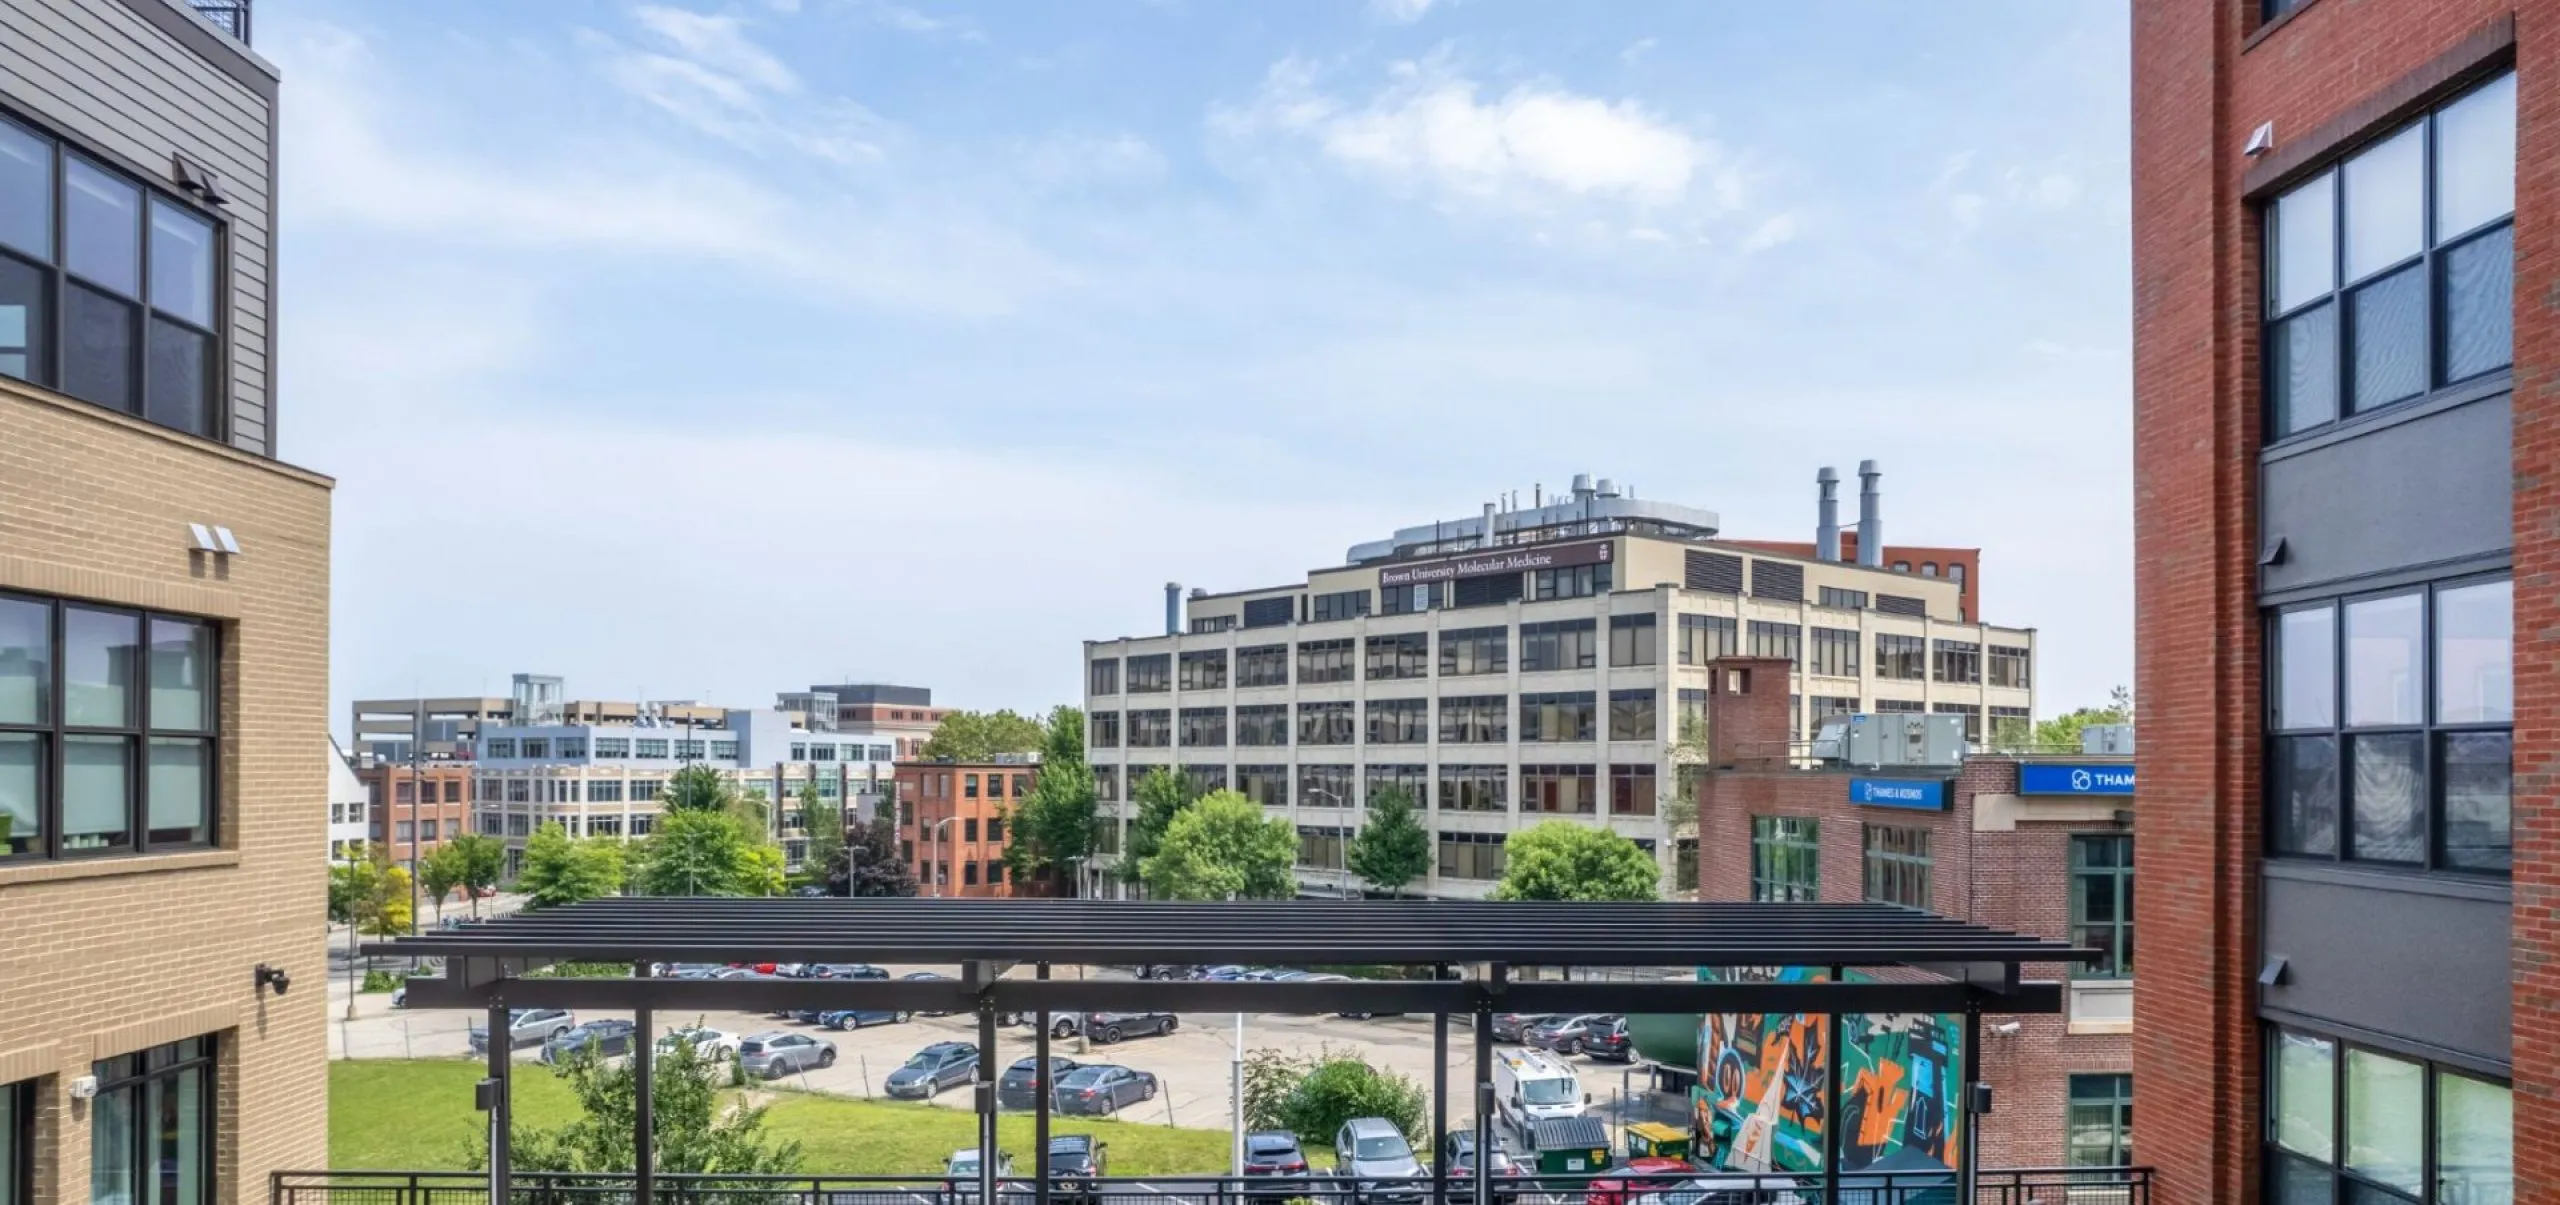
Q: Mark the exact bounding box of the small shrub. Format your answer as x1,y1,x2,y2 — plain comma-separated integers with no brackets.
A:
360,970,400,993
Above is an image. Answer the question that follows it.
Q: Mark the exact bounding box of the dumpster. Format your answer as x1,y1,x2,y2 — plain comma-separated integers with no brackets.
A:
1621,1122,1692,1162
1525,1117,1612,1174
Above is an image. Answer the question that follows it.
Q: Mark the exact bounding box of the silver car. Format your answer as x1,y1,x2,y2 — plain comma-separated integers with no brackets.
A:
468,1008,575,1053
737,1031,836,1079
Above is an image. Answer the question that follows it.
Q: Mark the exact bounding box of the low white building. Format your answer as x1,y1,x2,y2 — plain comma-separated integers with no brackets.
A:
327,737,371,861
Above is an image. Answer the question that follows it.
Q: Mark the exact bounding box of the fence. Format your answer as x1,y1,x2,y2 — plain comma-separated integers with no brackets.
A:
184,0,250,41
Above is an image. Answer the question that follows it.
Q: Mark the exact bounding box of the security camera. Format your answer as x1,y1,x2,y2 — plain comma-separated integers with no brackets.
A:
255,964,291,995
1990,1021,2022,1037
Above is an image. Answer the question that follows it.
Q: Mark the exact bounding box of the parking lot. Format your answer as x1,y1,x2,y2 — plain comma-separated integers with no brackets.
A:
329,964,1670,1136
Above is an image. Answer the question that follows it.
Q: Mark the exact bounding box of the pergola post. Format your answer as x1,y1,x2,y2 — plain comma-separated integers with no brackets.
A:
1472,965,1496,1205
1820,969,1844,1205
1431,974,1449,1205
1035,963,1052,1205
977,990,1000,1205
633,963,654,1205
485,1000,511,1205
1961,1003,1983,1202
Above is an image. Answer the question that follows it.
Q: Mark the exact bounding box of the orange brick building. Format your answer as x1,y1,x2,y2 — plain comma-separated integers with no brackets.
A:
359,759,475,864
895,759,1035,896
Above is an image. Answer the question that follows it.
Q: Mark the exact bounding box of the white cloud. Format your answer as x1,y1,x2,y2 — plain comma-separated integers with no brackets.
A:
1221,57,1735,213
1019,133,1167,189
854,1,984,40
1620,37,1657,64
1740,212,1799,253
1367,0,1436,24
632,4,799,92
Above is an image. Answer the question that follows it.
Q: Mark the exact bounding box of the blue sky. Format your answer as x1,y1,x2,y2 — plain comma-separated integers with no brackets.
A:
270,0,2134,726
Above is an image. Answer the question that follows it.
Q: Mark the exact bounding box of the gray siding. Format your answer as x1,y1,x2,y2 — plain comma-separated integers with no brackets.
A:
2261,866,2512,1064
0,0,277,456
2259,391,2512,595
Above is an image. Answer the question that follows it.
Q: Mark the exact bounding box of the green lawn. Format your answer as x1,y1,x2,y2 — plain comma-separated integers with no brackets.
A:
331,1060,1237,1176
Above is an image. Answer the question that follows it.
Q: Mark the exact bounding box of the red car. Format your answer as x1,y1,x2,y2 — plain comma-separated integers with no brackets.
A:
1585,1158,1695,1205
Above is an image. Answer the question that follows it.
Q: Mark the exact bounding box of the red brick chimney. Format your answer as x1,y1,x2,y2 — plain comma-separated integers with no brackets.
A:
1704,656,1795,770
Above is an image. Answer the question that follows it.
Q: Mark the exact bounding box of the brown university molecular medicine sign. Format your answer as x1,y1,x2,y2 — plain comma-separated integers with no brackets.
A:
1376,540,1614,588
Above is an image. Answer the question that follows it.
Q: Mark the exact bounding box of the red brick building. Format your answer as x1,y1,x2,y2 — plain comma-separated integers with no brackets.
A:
2134,2,2523,1202
1727,536,1983,622
895,759,1035,897
1691,659,2133,1170
361,759,475,864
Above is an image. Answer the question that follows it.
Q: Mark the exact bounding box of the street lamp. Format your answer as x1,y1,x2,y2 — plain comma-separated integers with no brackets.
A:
924,816,957,898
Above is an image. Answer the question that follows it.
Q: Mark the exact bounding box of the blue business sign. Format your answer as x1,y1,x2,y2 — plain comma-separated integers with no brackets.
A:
1849,778,1949,810
2019,763,2137,797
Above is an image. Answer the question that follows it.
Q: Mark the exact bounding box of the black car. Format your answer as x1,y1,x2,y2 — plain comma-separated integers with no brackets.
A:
1582,1017,1635,1062
1241,1131,1312,1203
1052,1064,1159,1116
1046,1136,1108,1205
539,1019,638,1065
1085,1011,1177,1044
1525,1014,1613,1055
906,970,958,1016
998,1055,1080,1111
1490,1013,1553,1043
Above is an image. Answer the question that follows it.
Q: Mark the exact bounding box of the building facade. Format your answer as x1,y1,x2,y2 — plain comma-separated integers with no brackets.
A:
782,683,947,760
1082,477,2036,898
0,2,331,1202
2132,2,2524,1201
1726,535,1983,623
359,758,472,865
350,673,728,764
894,758,1033,896
1690,659,2133,1172
327,739,368,861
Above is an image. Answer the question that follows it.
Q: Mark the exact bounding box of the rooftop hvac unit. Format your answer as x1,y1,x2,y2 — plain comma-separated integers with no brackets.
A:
1810,717,1852,763
2081,724,2136,756
1845,713,1967,768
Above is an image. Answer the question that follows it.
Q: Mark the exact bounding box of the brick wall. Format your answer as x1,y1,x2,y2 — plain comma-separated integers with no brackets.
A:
0,378,334,1205
360,762,476,867
894,763,1027,897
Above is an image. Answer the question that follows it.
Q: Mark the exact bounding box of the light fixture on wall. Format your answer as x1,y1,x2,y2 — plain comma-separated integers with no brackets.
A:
254,964,292,995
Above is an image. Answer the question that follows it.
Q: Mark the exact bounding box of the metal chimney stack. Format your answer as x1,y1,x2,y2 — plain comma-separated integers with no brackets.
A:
1856,460,1883,567
1164,582,1182,635
1815,466,1842,562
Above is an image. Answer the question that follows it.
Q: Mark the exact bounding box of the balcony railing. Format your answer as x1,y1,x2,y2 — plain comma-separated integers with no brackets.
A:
277,1167,2154,1205
184,0,250,42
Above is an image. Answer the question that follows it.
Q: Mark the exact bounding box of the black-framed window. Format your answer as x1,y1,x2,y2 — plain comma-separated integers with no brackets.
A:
1677,614,1737,665
2264,72,2514,439
2067,1074,2133,1167
1177,707,1227,748
1933,639,1981,684
1608,689,1656,742
1439,626,1508,676
1297,764,1352,809
1296,824,1349,870
1609,614,1657,666
0,113,224,440
1989,645,2032,689
1365,698,1428,745
1746,621,1799,663
1439,764,1507,812
1933,702,1982,744
1520,764,1595,814
1236,765,1288,807
1088,711,1121,748
1875,633,1926,680
1125,654,1171,694
2267,575,2510,873
1125,709,1170,748
1380,581,1439,615
2267,1025,2512,1205
1862,824,1931,909
1364,763,1427,807
91,1036,215,1205
0,593,217,860
1818,587,1868,610
2,1077,25,1205
1677,689,1708,741
1181,764,1227,795
1179,650,1228,691
1296,701,1355,746
1364,633,1429,680
1438,695,1508,744
1807,695,1858,740
1235,704,1288,747
1436,830,1506,880
1091,764,1119,803
1608,764,1655,816
1519,692,1596,742
1297,639,1355,685
1188,615,1236,634
1531,562,1610,601
1237,645,1289,688
1088,659,1120,696
1242,596,1295,629
2070,834,2133,979
1309,590,1370,623
1750,815,1819,902
1520,620,1597,672
1808,627,1859,678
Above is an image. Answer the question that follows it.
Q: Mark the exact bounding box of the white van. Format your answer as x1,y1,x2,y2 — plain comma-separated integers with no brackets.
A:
1492,1047,1585,1134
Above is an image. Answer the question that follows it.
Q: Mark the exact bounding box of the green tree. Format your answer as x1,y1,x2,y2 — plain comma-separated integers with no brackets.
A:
798,782,847,888
473,1035,802,1174
447,833,506,917
917,709,1046,761
1243,1045,1426,1147
660,763,736,815
1121,766,1199,884
420,841,468,922
832,809,920,897
518,822,623,909
1141,790,1296,901
636,809,772,897
342,848,415,938
1492,820,1659,902
1346,785,1429,897
1006,706,1098,892
2023,685,2134,753
327,858,366,925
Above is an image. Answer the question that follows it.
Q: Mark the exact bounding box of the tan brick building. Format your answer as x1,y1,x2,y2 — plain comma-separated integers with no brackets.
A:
0,2,332,1203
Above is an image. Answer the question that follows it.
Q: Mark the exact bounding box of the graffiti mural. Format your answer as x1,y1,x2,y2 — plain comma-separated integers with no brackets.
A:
1692,969,1962,1175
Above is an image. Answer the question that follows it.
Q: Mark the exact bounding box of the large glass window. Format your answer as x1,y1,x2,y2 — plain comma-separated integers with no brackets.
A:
1365,763,1428,807
1749,816,1819,902
1235,704,1289,747
1237,645,1290,688
1677,614,1737,665
1364,633,1429,680
1125,709,1171,748
1608,689,1656,742
1236,765,1288,807
1608,764,1655,816
1989,645,2032,689
0,594,215,860
1126,654,1171,694
1436,831,1506,880
1932,639,1981,684
2267,1025,2511,1205
1178,650,1228,691
1088,659,1120,696
1439,627,1508,676
1439,765,1507,812
1519,765,1595,814
2066,1074,2133,1168
91,1037,214,1205
1874,633,1926,680
1088,711,1120,748
1365,698,1428,745
2070,834,2133,979
1297,702,1355,746
1520,620,1598,672
1297,639,1355,685
2267,577,2510,873
1609,614,1657,667
1519,692,1596,742
2264,73,2515,438
1746,621,1799,664
1177,707,1227,748
1808,627,1859,678
1438,695,1508,744
1862,824,1932,909
1297,764,1352,809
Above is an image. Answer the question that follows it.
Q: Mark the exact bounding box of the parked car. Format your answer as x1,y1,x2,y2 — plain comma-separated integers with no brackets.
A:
1242,1131,1314,1203
1085,1011,1178,1044
1490,1014,1553,1043
820,1007,912,1030
905,970,958,1016
998,1056,1080,1111
1045,1136,1108,1205
469,1008,575,1053
1138,964,1198,980
791,885,829,897
540,1019,639,1065
1197,965,1250,981
944,1147,1013,1201
886,1042,981,1099
1586,1158,1697,1205
801,963,890,980
1052,1064,1159,1116
1438,1131,1525,1203
654,1027,741,1061
1628,1175,1806,1205
1525,1014,1614,1055
736,1031,836,1079
389,987,406,1009
1336,1117,1426,1205
1581,1017,1635,1062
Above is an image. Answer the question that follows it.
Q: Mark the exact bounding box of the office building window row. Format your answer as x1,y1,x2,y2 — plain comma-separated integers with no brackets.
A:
1298,764,1353,808
1933,703,1982,744
1182,764,1228,795
1876,633,1927,681
1521,764,1596,814
2071,833,2133,979
1521,619,1598,672
1238,644,1289,687
1298,701,1355,746
2268,1026,2509,1204
1440,695,1508,744
1440,626,1508,676
1609,614,1658,667
1236,764,1288,806
1678,614,1738,665
1608,763,1655,816
1297,824,1349,870
1309,590,1371,623
1520,692,1597,742
1532,562,1611,600
1746,621,1800,664
89,1037,215,1205
1179,650,1228,691
1089,659,1120,695
1366,632,1430,680
1818,587,1869,610
1299,639,1356,684
1862,824,1932,909
1750,815,1820,902
1243,597,1295,629
2269,576,2510,873
1126,709,1171,748
1440,764,1507,812
1676,689,1708,741
1808,627,1860,678
1366,698,1429,745
1808,695,1859,739
0,594,216,860
1126,654,1171,693
1366,763,1428,806
1189,615,1236,634
1236,704,1288,747
1933,639,1981,684
2066,1074,2134,1168
1092,764,1119,802
1089,711,1122,748
2265,73,2514,438
1437,830,1507,880
1380,582,1440,615
1989,645,2031,688
1608,689,1656,742
1178,707,1227,748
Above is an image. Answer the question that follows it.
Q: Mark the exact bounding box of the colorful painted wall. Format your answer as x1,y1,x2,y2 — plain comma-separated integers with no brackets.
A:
1692,968,1963,1174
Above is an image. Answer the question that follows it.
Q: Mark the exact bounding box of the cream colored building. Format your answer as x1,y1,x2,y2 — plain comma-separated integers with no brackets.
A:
1083,478,2035,898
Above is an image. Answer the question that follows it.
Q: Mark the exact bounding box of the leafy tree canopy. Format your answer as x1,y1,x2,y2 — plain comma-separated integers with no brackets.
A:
1346,784,1429,897
518,821,625,909
831,809,920,898
1492,820,1658,902
474,1035,802,1174
918,710,1046,762
1141,790,1296,901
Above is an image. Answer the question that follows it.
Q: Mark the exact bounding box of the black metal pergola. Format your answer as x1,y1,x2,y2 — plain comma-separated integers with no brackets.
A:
371,897,2094,1205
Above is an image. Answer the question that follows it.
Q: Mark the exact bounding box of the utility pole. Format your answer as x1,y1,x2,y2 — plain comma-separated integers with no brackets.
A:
407,700,423,934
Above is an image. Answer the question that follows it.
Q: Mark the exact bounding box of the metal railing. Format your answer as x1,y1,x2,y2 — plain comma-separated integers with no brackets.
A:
276,1167,2152,1205
184,0,250,42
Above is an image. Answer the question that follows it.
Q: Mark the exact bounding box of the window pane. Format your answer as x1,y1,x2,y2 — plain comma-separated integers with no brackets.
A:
147,199,215,328
2436,579,2512,723
2271,172,2336,313
2443,224,2514,382
2271,304,2338,435
64,607,138,727
91,1073,134,1205
161,1064,207,1205
2435,72,2516,240
148,737,209,844
0,119,49,260
2272,735,2338,857
2341,126,2422,280
2436,1072,2512,1205
145,317,211,437
2276,606,2336,729
149,618,212,732
2347,265,2425,412
0,253,45,384
2350,732,2424,864
64,157,140,296
2442,731,2511,873
0,733,39,856
0,597,48,725
2273,1030,2335,1159
2272,1156,2332,1205
2344,1048,2423,1193
64,283,138,412
2344,593,2422,727
62,734,131,851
